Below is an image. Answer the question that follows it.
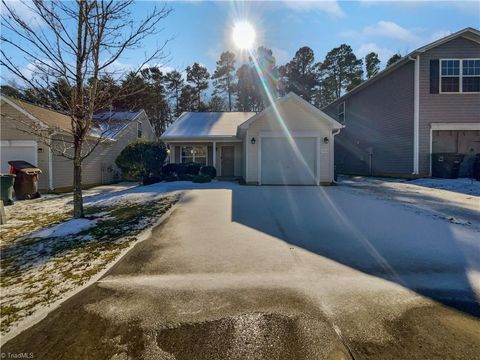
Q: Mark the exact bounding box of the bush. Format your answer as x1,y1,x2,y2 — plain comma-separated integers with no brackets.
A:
142,176,163,185
115,141,167,181
162,163,178,176
164,175,178,182
185,163,202,175
178,173,194,181
192,174,211,183
200,165,216,179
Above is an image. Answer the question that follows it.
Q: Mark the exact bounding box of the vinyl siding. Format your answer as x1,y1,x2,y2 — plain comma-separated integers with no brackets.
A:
324,62,415,176
0,100,51,190
52,113,156,191
246,96,334,184
418,37,480,175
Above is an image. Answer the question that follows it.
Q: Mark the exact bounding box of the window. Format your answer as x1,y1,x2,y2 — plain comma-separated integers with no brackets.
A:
462,59,480,92
181,146,207,165
440,59,480,93
337,102,345,124
137,122,143,138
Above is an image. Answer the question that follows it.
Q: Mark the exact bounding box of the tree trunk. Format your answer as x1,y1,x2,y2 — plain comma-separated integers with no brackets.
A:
73,139,84,218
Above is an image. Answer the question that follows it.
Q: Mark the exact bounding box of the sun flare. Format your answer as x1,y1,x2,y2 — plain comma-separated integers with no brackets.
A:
232,21,256,50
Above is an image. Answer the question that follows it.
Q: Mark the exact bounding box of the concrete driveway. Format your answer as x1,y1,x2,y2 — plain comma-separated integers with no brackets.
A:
2,184,479,359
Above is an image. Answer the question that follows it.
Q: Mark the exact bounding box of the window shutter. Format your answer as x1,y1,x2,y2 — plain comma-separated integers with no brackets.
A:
430,60,439,94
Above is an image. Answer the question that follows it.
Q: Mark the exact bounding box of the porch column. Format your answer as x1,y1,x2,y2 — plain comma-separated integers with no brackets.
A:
212,141,216,168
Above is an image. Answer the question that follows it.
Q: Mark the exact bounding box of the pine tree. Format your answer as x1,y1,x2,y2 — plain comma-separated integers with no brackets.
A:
186,62,210,110
365,52,380,79
279,46,317,102
212,51,236,111
386,53,402,68
320,44,363,99
165,70,184,118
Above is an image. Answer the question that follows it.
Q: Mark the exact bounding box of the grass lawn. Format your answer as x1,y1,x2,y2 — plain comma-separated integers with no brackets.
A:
0,195,178,334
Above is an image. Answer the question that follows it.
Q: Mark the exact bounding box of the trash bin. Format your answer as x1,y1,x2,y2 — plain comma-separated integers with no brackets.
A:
0,174,16,205
431,153,465,179
474,154,480,181
8,160,42,200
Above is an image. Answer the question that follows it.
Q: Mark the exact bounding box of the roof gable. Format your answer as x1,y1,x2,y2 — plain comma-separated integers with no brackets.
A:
239,92,344,130
323,27,480,107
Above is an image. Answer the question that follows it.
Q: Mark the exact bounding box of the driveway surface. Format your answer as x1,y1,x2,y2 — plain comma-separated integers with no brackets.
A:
2,184,479,359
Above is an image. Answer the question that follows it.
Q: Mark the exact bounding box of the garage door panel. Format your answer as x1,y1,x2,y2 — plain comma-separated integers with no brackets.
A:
261,137,317,185
0,142,37,173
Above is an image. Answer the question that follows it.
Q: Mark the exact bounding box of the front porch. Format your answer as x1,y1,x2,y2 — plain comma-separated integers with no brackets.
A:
167,141,243,178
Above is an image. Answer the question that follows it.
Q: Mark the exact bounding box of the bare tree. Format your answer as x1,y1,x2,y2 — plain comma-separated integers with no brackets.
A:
1,0,171,217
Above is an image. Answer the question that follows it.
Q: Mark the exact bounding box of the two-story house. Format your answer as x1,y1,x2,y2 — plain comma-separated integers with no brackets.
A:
324,27,480,178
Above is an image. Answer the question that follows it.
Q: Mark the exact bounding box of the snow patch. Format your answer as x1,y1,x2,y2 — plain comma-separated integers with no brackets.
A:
32,218,98,238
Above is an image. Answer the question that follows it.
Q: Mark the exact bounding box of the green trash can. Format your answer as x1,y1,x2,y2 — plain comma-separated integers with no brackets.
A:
0,174,16,205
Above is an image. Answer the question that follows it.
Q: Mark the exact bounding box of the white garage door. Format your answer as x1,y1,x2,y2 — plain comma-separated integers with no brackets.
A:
0,140,37,173
261,137,317,185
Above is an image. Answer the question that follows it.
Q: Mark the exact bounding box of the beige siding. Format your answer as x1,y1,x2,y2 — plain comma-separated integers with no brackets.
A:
51,113,157,191
245,97,334,184
1,100,51,190
419,37,480,175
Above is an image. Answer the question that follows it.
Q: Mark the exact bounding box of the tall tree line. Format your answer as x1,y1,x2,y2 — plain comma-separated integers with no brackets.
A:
3,44,404,134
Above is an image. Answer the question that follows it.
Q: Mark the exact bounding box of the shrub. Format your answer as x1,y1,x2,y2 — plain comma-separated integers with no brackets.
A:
178,173,194,181
200,165,216,179
162,163,178,176
164,175,178,182
142,176,163,185
192,174,211,183
115,141,167,181
185,163,202,175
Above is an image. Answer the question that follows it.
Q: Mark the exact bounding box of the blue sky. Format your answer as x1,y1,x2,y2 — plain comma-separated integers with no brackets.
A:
1,0,478,83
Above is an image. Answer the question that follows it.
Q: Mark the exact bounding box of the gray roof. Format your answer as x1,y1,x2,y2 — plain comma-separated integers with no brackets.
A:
161,112,256,140
91,109,145,139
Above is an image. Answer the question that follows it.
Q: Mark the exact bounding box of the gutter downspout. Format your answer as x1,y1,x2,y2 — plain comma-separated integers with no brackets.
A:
48,131,56,192
412,55,420,175
332,128,342,182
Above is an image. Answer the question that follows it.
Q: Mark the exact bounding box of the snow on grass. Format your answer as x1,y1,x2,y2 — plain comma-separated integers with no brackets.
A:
407,178,480,196
0,194,178,335
32,218,98,238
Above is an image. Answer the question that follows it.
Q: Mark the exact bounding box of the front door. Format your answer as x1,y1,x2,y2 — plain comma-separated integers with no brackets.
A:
221,146,235,177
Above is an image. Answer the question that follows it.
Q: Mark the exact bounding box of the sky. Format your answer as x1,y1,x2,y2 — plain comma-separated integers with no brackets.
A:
1,0,478,84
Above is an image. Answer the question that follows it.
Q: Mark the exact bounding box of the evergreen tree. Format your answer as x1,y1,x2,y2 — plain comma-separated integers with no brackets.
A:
320,44,363,99
365,52,380,79
386,53,402,68
186,62,210,110
211,51,236,111
279,46,317,102
165,70,184,118
208,95,226,112
235,63,256,111
178,84,196,112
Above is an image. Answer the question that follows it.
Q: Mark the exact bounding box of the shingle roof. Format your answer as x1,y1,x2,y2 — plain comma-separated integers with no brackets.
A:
3,96,144,140
9,97,72,132
161,112,256,139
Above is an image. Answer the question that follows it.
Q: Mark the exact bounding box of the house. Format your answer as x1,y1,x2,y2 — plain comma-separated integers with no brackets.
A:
161,92,343,185
0,95,156,192
323,27,480,178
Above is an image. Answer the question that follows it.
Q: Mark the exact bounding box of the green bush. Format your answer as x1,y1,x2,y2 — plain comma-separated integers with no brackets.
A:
115,141,167,181
192,174,211,183
200,165,216,179
178,173,194,181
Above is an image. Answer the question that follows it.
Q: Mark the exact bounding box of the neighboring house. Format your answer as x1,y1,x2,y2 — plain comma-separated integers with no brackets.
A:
0,95,156,192
161,92,343,185
323,27,480,178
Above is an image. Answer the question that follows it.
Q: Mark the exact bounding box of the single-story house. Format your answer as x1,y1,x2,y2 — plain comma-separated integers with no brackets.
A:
161,92,343,185
323,27,480,178
0,95,156,192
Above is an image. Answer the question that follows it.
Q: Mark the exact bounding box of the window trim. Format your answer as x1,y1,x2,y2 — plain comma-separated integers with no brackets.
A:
337,101,345,124
137,121,143,138
439,58,480,94
180,145,207,165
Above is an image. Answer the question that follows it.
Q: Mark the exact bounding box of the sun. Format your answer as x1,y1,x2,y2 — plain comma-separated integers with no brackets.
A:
232,21,256,50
